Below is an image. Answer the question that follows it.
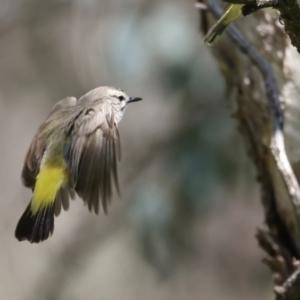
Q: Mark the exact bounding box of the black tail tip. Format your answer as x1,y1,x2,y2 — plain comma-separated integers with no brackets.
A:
15,204,55,243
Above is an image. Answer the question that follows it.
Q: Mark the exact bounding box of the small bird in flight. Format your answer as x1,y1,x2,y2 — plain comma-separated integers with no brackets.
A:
15,86,142,243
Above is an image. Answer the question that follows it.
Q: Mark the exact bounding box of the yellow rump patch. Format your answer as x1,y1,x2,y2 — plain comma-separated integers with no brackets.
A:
31,163,67,214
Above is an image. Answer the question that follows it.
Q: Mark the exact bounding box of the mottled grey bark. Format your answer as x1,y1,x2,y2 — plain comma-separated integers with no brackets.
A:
198,0,300,298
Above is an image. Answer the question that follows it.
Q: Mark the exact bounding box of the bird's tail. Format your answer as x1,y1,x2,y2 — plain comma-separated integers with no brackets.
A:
203,4,243,46
15,203,55,243
15,158,67,243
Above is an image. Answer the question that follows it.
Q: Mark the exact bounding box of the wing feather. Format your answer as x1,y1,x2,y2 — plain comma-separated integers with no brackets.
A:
54,186,75,216
111,137,121,197
21,97,76,188
67,100,121,215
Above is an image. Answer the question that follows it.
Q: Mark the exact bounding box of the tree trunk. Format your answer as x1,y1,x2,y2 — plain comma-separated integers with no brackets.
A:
198,0,300,298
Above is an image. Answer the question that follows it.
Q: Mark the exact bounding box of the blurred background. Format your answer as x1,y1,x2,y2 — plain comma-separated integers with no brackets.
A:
0,0,273,299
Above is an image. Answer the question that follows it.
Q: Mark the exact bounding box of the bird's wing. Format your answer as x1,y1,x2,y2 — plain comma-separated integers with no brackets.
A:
21,97,77,188
67,100,121,215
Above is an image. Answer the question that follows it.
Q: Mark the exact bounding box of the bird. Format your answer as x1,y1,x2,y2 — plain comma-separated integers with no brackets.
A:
15,86,142,243
203,4,243,46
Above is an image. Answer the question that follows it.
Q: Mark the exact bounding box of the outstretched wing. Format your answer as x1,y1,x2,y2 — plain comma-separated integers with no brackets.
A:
21,97,77,188
67,100,121,215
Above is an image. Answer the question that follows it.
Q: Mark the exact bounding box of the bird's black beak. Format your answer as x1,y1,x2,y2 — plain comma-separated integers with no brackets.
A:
126,97,142,104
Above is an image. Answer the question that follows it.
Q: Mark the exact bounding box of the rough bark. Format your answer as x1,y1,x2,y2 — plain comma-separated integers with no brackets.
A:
198,0,300,298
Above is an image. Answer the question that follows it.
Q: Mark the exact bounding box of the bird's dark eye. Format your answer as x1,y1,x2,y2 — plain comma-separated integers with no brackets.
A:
118,95,125,101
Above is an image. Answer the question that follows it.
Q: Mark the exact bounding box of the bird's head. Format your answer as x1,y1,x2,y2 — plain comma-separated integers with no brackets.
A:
78,86,142,122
